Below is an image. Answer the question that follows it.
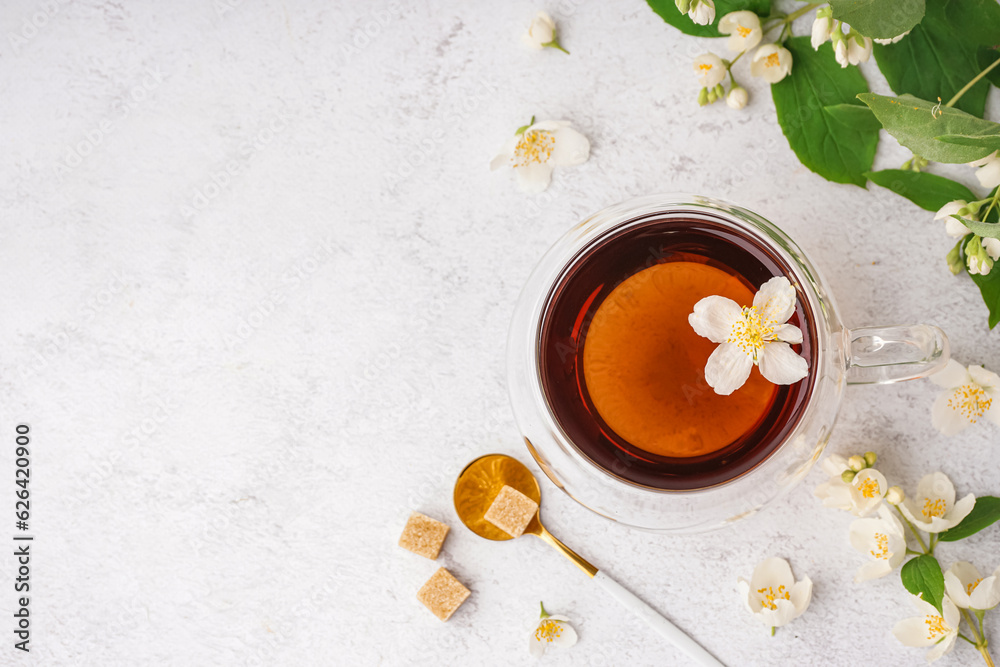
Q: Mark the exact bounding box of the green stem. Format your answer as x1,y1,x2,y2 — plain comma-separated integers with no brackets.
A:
784,2,824,23
962,608,983,644
963,633,980,645
983,188,1000,222
541,40,569,55
762,3,823,32
946,57,1000,108
894,506,931,554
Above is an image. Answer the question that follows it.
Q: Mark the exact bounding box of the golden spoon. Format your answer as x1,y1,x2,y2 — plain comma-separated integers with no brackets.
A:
454,453,725,667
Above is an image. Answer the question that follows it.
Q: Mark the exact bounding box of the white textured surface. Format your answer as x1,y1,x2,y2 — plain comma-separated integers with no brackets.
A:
1,1,998,665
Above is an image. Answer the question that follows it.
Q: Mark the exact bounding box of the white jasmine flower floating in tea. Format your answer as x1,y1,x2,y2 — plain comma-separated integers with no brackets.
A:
688,276,808,395
529,602,577,657
737,557,812,635
893,594,961,663
521,11,569,54
930,360,1000,435
490,118,590,194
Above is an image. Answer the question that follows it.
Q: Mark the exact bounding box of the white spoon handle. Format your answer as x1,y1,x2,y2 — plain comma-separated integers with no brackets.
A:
594,570,725,667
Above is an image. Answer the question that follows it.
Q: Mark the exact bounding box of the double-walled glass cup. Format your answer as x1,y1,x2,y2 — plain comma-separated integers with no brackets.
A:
507,194,949,533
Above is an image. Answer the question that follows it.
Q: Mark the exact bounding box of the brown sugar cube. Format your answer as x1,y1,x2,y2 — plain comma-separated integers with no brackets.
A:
398,512,450,560
417,567,471,621
483,485,538,538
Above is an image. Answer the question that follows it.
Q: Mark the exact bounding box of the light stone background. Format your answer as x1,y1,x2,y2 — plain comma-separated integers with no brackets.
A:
1,0,998,665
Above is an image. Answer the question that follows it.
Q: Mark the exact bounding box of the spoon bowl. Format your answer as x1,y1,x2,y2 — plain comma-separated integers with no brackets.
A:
454,454,541,541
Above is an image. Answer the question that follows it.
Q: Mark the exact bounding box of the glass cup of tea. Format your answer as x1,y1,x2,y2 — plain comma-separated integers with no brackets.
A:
507,194,949,533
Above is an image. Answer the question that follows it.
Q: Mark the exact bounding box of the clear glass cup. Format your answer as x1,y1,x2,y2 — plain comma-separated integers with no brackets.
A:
507,194,949,533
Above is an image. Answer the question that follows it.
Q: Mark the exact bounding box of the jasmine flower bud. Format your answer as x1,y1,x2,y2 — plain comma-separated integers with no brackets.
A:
885,486,905,505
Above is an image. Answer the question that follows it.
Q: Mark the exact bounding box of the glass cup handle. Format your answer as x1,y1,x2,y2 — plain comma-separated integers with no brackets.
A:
844,325,950,385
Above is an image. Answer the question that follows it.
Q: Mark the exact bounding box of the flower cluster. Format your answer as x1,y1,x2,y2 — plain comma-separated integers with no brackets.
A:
691,11,792,110
815,452,998,663
935,198,1000,276
809,7,874,68
929,146,1000,278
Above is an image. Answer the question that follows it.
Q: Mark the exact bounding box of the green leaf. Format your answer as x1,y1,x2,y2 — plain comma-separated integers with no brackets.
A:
823,104,882,133
936,134,1000,152
856,93,999,163
969,270,1000,329
939,496,1000,541
645,0,770,37
900,555,945,613
828,0,925,39
865,170,976,211
941,0,1000,47
872,0,990,117
772,38,878,187
977,48,1000,88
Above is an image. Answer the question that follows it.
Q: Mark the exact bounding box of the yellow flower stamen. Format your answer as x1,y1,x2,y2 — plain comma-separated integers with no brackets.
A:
736,25,751,37
512,130,555,168
765,52,780,68
534,619,563,643
922,498,947,519
697,63,714,72
948,384,992,423
728,306,776,360
857,477,880,499
757,584,790,611
924,614,948,640
968,578,983,596
870,532,890,560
